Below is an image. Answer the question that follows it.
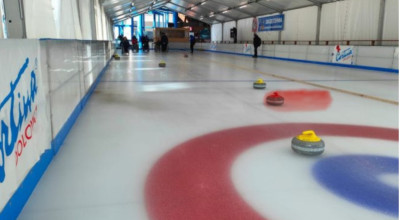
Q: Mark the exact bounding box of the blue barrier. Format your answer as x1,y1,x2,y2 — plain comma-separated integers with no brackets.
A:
201,49,399,74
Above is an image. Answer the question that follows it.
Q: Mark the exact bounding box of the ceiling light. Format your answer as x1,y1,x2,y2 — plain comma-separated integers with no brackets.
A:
201,2,206,5
239,5,247,9
222,10,229,13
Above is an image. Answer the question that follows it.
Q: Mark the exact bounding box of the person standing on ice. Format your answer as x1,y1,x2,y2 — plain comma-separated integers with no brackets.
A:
190,34,196,54
253,33,261,58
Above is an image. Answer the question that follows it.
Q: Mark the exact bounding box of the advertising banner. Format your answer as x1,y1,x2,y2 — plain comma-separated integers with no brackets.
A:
331,45,354,64
0,40,51,211
210,42,217,51
258,14,284,32
243,43,254,54
252,17,257,33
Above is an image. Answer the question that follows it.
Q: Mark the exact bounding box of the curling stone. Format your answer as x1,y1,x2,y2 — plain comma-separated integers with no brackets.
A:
291,130,325,156
253,78,266,89
113,54,120,60
184,54,189,58
266,92,284,106
159,61,166,67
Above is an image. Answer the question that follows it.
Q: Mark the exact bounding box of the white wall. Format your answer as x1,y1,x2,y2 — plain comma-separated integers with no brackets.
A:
237,18,252,41
79,0,93,40
11,0,112,40
282,6,318,41
58,0,82,39
209,0,396,43
211,23,222,42
222,21,235,42
24,0,58,38
383,0,399,40
320,0,380,41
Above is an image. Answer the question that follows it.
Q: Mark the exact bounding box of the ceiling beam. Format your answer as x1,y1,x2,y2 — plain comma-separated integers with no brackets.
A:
169,1,231,22
306,0,323,6
207,0,253,17
166,2,224,23
254,0,282,13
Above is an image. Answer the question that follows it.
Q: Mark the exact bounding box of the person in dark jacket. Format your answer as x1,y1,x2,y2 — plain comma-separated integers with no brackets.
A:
143,35,150,52
122,36,130,54
253,33,261,58
190,34,196,53
160,32,168,52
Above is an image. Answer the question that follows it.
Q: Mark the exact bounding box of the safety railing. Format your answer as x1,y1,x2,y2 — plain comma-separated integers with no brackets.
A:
212,40,398,46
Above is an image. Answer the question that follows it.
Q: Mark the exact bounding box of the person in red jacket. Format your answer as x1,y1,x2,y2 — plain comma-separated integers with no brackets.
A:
131,35,139,52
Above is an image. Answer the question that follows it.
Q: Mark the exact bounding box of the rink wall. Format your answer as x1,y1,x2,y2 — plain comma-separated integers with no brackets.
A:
168,42,399,72
0,39,113,219
211,0,398,43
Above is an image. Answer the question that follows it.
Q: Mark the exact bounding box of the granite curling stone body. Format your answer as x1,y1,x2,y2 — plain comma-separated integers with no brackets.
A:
266,92,284,106
253,78,266,89
291,130,325,156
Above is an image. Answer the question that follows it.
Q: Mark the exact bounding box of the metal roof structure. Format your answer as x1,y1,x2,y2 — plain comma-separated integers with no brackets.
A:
104,0,339,24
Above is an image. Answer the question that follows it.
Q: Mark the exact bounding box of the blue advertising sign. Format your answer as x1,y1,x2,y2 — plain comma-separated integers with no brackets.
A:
258,14,284,32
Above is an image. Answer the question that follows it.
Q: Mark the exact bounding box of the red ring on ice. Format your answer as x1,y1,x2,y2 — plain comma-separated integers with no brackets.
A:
145,123,398,220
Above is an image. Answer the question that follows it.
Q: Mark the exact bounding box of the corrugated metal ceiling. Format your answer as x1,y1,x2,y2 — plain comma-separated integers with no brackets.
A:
103,0,338,24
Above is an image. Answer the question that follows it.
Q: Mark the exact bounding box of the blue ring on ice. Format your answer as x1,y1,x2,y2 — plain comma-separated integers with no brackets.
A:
313,155,398,216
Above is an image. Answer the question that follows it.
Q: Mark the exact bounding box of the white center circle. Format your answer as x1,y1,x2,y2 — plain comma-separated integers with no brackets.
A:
378,173,399,188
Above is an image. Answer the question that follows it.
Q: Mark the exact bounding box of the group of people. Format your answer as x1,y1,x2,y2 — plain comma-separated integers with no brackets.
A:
154,32,169,52
118,32,261,56
118,34,150,54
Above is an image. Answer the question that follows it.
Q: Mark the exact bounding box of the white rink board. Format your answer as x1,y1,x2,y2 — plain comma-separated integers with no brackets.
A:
0,40,51,211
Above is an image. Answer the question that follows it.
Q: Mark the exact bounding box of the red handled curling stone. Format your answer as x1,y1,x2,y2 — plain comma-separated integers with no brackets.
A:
266,92,284,106
184,54,189,58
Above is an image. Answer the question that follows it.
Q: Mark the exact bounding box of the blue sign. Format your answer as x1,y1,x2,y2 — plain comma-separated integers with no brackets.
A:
258,14,284,32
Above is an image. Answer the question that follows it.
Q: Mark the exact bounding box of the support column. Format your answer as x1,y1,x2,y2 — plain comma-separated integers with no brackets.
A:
131,17,134,38
90,0,97,40
278,12,283,44
315,4,322,45
3,0,26,38
142,13,145,35
166,12,169,27
138,14,144,48
377,0,386,46
173,11,178,28
118,22,124,36
234,20,238,43
278,31,282,44
221,22,224,42
153,13,156,28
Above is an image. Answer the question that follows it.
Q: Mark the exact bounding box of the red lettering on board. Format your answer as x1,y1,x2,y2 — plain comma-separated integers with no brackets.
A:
15,106,38,166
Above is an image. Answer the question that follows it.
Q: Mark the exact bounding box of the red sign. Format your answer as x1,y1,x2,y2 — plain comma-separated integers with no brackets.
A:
252,17,258,33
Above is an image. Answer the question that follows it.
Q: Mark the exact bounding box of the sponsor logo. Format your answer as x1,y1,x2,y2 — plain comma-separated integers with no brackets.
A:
335,45,353,62
0,58,38,183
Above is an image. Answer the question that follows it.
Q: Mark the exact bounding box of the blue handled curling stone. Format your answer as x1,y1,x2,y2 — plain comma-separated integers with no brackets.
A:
291,130,325,156
253,78,266,89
